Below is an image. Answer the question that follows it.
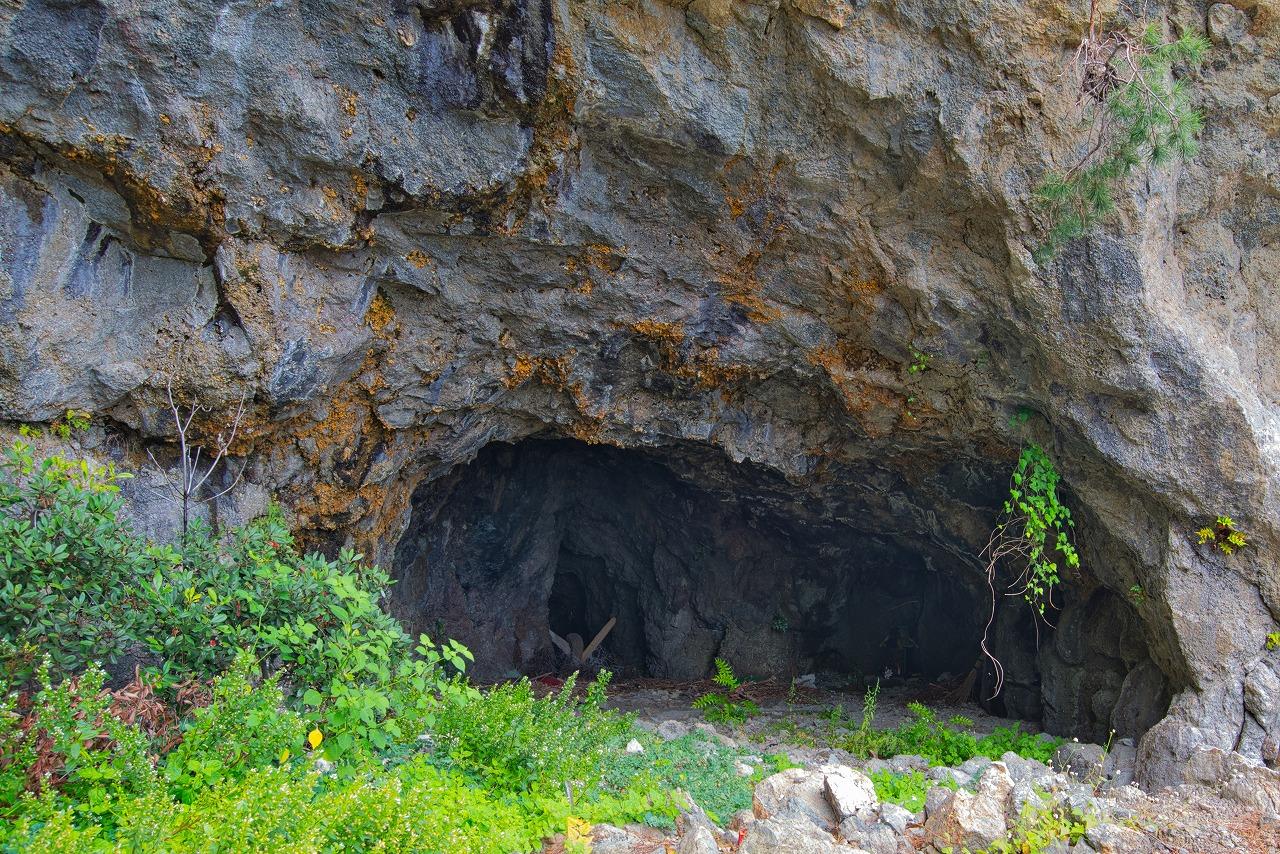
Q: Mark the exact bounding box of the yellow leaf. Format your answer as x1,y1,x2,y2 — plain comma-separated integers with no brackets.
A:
278,748,291,764
307,729,323,749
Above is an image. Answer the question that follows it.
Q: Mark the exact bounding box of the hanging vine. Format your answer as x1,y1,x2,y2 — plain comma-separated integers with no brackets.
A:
980,444,1081,696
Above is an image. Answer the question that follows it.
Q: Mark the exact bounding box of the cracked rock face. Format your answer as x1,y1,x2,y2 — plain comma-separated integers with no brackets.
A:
0,0,1276,786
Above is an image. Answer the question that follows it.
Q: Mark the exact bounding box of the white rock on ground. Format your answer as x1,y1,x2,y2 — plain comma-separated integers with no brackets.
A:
753,768,839,832
821,765,878,821
676,825,719,854
877,801,914,835
740,817,860,854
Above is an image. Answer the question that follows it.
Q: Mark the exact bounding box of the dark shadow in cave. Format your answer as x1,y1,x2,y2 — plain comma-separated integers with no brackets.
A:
389,436,1169,741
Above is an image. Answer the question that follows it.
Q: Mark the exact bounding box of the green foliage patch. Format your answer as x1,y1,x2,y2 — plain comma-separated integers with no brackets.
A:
833,698,1061,769
0,439,804,851
1034,26,1209,260
692,658,759,726
868,769,956,813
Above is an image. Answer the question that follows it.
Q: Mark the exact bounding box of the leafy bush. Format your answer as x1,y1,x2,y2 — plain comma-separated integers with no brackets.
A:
0,440,166,681
982,796,1096,853
0,661,159,830
0,437,473,763
976,723,1061,765
837,701,1061,768
601,732,783,827
162,649,303,802
432,671,629,794
0,441,709,850
692,659,759,725
3,760,553,854
879,704,979,767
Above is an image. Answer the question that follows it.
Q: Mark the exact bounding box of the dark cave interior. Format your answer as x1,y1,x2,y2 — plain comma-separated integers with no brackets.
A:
389,437,1169,740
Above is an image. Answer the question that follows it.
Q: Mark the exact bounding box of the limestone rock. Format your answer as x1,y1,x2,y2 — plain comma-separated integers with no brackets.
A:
1085,822,1154,854
677,825,719,854
740,817,851,854
822,765,878,821
1053,743,1108,782
877,802,913,835
1207,4,1251,47
754,768,837,831
922,783,1008,852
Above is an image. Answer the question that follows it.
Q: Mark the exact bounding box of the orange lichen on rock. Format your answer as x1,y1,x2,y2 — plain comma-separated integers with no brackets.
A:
720,155,783,220
808,344,906,438
405,249,433,269
0,124,226,253
713,241,783,323
365,292,396,333
626,321,753,391
631,319,685,342
671,346,753,390
504,353,575,391
563,243,622,293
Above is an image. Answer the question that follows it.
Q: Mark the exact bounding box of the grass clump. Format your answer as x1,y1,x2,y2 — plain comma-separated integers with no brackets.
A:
834,696,1062,768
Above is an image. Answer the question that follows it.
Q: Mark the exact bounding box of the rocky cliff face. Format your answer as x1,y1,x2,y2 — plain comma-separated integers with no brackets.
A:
0,0,1276,787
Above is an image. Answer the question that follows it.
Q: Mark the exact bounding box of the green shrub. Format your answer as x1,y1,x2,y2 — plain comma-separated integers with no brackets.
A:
601,732,782,828
692,659,759,726
837,701,1061,768
0,440,166,681
879,704,979,767
432,671,629,795
163,649,304,802
0,441,705,849
3,761,552,853
0,438,475,763
982,796,1096,853
0,661,159,830
976,723,1061,765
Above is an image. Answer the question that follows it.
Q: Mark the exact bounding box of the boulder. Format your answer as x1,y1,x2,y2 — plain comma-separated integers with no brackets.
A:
837,819,903,854
1085,822,1154,854
921,788,1007,851
753,768,838,831
740,817,852,854
1052,742,1107,782
822,765,878,821
878,802,914,835
677,825,719,854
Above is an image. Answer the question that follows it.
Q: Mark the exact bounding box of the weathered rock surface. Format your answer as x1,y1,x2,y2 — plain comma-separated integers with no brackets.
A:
0,0,1277,785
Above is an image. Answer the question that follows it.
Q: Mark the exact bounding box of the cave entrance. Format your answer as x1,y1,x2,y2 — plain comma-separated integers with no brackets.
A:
390,437,994,684
388,436,1169,740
